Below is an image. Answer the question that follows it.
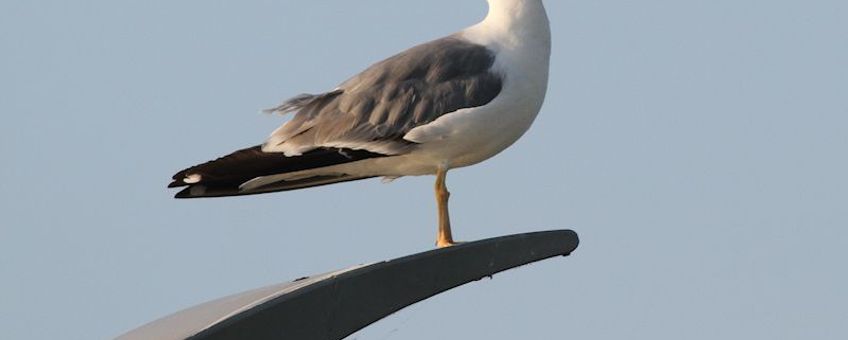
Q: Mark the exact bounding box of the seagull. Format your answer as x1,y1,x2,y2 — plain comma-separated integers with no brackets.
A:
169,0,551,248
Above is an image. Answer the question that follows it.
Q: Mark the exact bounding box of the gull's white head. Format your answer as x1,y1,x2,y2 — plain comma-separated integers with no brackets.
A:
482,0,548,26
486,0,546,12
471,0,549,46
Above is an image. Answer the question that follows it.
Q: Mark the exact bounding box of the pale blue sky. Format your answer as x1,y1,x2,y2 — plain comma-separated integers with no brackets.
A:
1,1,846,339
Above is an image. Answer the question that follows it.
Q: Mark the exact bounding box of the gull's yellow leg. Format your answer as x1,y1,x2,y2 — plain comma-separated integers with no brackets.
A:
435,167,456,248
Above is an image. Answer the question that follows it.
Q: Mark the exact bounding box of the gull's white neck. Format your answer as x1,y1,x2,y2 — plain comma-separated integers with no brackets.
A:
463,0,551,52
447,0,551,163
460,0,551,106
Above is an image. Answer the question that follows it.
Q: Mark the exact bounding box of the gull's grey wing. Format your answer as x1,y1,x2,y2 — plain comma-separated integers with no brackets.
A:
264,35,503,156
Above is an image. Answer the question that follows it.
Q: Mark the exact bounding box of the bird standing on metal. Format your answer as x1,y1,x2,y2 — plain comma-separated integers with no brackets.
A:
169,0,551,248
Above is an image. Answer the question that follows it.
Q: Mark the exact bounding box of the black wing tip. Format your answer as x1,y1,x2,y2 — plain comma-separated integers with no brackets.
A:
172,175,375,199
167,145,387,197
174,187,196,199
168,169,195,188
173,185,223,199
174,188,190,199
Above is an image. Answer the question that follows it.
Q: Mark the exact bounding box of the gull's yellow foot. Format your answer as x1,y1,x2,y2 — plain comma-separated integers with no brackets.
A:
436,237,466,248
437,239,458,248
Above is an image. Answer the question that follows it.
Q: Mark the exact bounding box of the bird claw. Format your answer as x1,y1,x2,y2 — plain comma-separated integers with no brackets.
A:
436,240,465,248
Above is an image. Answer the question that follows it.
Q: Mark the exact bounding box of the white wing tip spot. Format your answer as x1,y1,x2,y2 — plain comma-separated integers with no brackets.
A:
184,174,202,184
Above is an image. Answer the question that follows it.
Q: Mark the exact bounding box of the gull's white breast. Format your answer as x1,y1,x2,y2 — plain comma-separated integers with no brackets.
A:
387,3,553,174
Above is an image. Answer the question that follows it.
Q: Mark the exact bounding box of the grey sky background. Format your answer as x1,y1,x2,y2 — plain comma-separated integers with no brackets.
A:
1,1,846,339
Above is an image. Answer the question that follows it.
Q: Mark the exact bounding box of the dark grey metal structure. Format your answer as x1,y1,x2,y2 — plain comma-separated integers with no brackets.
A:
117,230,579,340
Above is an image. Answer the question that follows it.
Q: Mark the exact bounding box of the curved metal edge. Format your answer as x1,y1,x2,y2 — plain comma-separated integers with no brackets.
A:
188,230,579,340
